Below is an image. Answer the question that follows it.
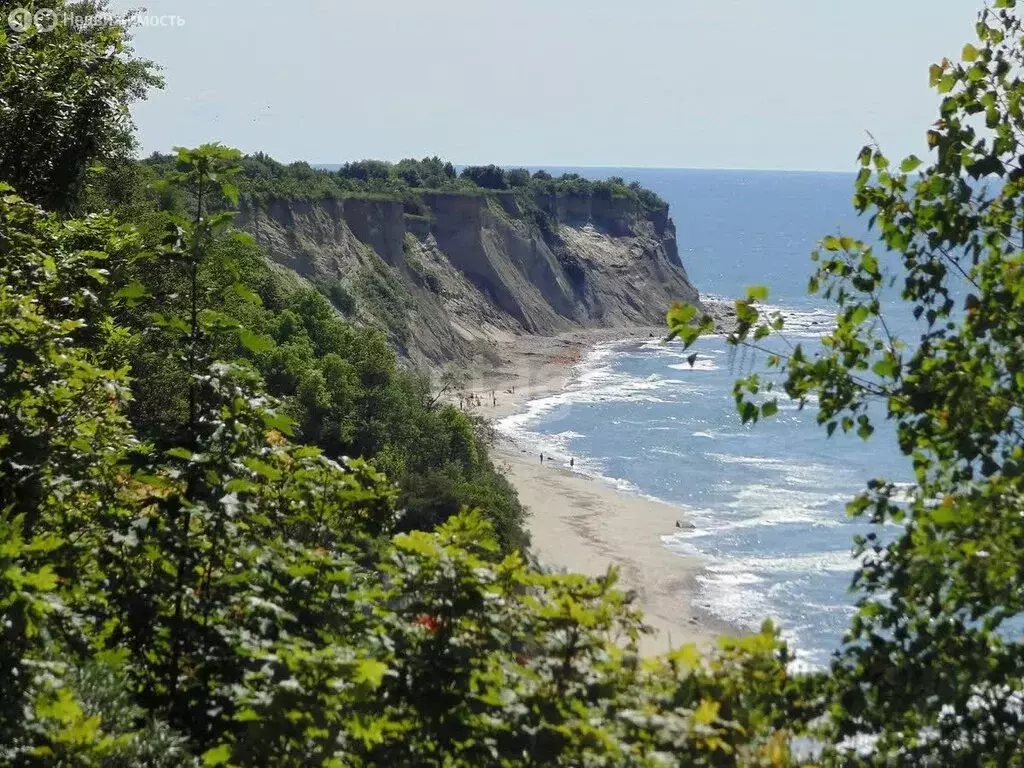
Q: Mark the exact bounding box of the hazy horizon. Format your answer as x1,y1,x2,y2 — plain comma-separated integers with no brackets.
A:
312,162,860,174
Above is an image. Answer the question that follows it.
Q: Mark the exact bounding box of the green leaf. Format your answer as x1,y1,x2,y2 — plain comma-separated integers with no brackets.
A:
231,283,261,305
84,267,109,284
900,155,923,173
761,400,778,418
745,285,769,302
225,478,259,494
931,503,957,526
221,182,240,206
667,303,697,328
134,473,172,490
238,329,275,354
244,458,282,482
962,43,979,62
740,401,759,424
35,688,83,724
115,282,148,301
202,744,233,766
354,659,388,689
872,357,897,378
23,568,58,591
262,412,295,437
693,699,720,726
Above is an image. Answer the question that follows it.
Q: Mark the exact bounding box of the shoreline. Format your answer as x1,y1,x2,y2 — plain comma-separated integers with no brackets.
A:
461,325,736,656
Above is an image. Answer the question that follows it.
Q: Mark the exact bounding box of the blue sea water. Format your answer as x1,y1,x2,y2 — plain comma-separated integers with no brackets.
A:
499,169,915,668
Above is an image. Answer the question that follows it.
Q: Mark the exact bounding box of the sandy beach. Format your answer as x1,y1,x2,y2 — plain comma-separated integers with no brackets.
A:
456,327,732,656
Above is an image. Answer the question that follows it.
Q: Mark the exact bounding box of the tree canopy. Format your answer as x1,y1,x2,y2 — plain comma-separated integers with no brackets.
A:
138,151,669,215
0,0,159,213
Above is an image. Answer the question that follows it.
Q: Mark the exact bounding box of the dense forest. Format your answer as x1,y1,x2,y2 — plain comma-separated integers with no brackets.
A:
2,0,1024,765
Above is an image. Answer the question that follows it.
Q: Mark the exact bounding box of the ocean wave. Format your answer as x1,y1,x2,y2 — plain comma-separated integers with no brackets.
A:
694,571,777,632
690,548,860,645
729,483,852,512
688,429,750,440
676,508,846,538
707,549,860,575
659,534,702,556
709,454,853,489
638,339,722,356
668,357,720,372
565,462,676,505
709,453,789,467
495,345,701,448
761,304,836,338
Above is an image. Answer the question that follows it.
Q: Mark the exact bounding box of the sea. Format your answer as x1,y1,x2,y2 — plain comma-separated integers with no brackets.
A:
497,168,916,669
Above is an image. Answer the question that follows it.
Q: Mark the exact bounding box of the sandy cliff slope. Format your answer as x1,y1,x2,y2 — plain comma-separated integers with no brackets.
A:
237,189,701,364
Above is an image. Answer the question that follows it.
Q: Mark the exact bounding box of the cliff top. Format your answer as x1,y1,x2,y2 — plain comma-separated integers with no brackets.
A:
141,152,668,216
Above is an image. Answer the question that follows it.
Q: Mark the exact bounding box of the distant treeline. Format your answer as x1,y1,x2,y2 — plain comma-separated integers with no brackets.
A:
141,153,667,215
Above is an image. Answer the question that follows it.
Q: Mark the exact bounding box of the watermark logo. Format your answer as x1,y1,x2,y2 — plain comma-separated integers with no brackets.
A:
7,7,33,32
33,8,58,32
7,6,184,33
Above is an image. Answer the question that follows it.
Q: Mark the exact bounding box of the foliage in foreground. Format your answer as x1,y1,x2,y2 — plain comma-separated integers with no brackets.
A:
0,174,804,765
0,0,159,214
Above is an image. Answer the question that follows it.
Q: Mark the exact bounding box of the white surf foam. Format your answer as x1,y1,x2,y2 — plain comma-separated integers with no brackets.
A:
668,357,720,372
707,550,860,576
763,304,836,338
495,341,699,450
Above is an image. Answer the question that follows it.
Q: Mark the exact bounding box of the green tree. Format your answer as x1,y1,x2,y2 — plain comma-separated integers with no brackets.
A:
0,184,193,763
507,168,532,188
0,0,160,213
460,165,509,190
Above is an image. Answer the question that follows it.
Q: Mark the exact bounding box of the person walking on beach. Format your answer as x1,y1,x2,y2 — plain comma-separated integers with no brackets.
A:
570,458,574,469
540,453,543,463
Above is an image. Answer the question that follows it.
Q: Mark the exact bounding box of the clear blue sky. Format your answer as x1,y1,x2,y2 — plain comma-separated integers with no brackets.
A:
115,0,981,171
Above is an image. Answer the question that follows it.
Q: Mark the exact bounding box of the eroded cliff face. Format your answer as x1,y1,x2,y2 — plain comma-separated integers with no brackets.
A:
236,190,700,365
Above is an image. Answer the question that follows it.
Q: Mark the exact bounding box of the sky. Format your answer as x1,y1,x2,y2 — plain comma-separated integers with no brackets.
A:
112,0,982,171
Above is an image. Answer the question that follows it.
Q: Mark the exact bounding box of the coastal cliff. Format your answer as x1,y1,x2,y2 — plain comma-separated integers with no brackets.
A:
237,188,699,365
